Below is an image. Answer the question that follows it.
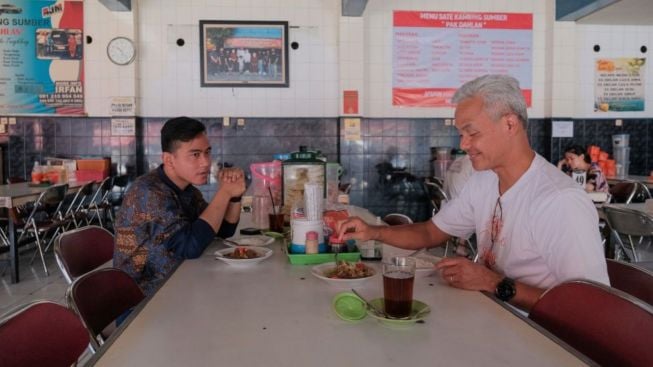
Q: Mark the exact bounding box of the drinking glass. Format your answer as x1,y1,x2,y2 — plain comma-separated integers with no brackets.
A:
382,257,416,319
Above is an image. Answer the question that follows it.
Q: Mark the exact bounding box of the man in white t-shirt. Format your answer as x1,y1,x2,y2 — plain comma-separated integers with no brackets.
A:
337,74,608,311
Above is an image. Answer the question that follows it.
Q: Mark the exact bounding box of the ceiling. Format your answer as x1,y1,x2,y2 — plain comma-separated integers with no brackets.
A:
575,0,653,25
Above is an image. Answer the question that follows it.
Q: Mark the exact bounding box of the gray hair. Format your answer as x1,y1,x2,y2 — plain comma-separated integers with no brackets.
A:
452,74,528,128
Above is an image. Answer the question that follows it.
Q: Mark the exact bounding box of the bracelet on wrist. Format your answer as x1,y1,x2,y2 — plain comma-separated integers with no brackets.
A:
229,196,242,203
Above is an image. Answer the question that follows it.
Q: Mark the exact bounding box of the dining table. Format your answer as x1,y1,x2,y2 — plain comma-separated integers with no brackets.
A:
89,207,592,367
0,180,93,283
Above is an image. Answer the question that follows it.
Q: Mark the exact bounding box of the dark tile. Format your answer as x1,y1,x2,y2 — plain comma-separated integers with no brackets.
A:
365,137,383,154
396,137,411,154
70,119,87,137
70,137,88,155
411,120,430,138
411,136,429,154
8,120,24,136
102,119,112,137
145,119,165,137
88,136,104,155
341,139,364,154
120,136,137,155
87,119,103,138
382,119,397,137
205,120,223,137
55,119,71,136
109,137,121,156
396,119,411,136
55,136,71,156
368,119,383,137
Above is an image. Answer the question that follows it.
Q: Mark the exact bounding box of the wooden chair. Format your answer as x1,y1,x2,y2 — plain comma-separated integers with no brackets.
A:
529,280,653,367
67,268,145,351
54,225,115,284
607,259,653,306
0,300,89,366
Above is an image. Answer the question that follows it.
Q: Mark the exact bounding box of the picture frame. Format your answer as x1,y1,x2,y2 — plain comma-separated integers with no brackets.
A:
199,20,289,87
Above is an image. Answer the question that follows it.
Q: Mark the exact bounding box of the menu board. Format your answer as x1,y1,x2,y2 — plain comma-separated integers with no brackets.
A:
0,0,84,115
594,57,646,112
393,11,532,107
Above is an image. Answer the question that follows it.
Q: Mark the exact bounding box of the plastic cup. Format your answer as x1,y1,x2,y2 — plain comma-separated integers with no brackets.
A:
382,257,416,319
268,206,284,233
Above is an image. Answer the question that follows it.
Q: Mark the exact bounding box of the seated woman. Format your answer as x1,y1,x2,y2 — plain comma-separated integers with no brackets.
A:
557,145,609,193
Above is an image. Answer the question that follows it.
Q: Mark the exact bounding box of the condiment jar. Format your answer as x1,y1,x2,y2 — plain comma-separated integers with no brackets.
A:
305,231,319,254
329,234,347,254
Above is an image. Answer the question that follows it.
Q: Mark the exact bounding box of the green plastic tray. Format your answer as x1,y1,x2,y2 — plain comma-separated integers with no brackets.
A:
287,250,361,265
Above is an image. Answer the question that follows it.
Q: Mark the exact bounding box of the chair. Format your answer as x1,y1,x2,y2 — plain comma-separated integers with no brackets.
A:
383,213,413,226
108,174,130,219
55,225,115,284
529,280,653,367
606,259,653,306
0,300,89,366
609,181,651,204
85,177,113,228
67,268,146,351
62,180,95,229
423,179,449,216
603,206,653,263
13,184,69,276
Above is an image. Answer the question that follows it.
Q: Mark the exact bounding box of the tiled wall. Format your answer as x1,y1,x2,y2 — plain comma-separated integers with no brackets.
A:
3,116,560,222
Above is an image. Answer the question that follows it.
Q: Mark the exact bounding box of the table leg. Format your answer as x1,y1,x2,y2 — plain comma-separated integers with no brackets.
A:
8,218,19,283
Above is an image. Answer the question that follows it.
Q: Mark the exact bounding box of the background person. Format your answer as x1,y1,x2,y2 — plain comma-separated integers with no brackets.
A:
557,144,609,193
114,117,245,296
337,75,608,312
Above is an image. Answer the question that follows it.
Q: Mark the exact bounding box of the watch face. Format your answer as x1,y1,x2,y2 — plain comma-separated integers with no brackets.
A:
107,37,135,65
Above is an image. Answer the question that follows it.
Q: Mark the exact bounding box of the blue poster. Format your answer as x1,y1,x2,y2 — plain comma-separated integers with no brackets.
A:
0,0,84,115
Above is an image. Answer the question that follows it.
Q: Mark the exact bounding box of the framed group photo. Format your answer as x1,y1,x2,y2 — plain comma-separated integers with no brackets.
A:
200,20,289,87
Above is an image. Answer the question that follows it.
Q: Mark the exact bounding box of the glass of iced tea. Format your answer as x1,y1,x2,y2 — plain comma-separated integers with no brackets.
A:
382,257,416,319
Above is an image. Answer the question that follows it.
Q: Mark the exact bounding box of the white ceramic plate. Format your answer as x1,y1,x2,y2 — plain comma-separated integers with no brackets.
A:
224,235,275,247
311,262,379,288
214,247,273,267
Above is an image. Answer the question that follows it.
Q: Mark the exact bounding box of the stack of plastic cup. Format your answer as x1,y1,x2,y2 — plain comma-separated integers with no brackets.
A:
612,134,630,178
304,182,323,221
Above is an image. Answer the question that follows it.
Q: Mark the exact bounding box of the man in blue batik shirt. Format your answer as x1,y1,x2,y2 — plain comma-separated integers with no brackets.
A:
114,117,245,296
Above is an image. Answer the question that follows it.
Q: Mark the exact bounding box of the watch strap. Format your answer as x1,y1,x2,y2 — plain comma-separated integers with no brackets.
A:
229,196,242,203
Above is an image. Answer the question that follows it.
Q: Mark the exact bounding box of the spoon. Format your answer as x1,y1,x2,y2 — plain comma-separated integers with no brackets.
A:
351,289,387,318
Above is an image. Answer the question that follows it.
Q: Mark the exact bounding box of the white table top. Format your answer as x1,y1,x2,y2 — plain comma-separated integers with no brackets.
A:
92,212,589,366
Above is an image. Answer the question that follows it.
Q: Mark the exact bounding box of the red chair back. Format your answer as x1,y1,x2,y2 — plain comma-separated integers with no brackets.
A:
0,301,89,367
68,268,145,349
55,225,114,283
607,259,653,306
529,280,653,367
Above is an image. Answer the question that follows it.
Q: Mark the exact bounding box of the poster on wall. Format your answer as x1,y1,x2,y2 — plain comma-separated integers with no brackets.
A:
0,0,84,115
594,58,645,112
392,11,532,107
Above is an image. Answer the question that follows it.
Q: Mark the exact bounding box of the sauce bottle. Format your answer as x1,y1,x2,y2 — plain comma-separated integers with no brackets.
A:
31,161,43,184
329,234,347,254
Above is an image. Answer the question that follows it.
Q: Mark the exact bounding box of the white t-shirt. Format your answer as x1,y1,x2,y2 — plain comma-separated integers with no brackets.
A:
444,155,474,199
433,154,609,289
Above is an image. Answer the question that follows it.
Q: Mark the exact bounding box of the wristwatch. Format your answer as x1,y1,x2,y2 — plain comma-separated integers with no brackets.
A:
495,277,516,302
229,196,242,203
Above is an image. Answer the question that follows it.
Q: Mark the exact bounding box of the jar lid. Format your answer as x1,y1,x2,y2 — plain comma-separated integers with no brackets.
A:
306,231,318,240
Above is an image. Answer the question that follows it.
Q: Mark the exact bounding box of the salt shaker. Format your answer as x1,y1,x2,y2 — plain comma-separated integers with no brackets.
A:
305,231,319,254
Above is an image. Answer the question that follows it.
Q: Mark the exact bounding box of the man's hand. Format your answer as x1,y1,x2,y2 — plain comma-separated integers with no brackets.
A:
218,167,246,199
435,257,502,292
336,216,380,242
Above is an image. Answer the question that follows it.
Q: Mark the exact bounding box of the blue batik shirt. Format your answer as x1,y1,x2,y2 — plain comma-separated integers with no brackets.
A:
114,165,237,296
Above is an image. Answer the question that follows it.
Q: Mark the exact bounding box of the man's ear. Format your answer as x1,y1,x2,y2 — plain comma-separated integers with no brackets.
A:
505,113,520,133
162,151,173,167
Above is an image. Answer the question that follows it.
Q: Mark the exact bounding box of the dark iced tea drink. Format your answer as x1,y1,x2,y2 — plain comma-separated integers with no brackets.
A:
383,271,415,318
382,257,416,319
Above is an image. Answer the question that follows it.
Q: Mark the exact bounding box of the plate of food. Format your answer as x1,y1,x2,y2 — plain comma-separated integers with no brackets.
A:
223,235,275,247
311,261,378,288
214,247,273,267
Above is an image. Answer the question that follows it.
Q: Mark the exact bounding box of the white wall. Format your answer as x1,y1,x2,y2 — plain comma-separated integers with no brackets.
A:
359,0,553,118
82,0,652,120
83,1,137,116
572,24,652,118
